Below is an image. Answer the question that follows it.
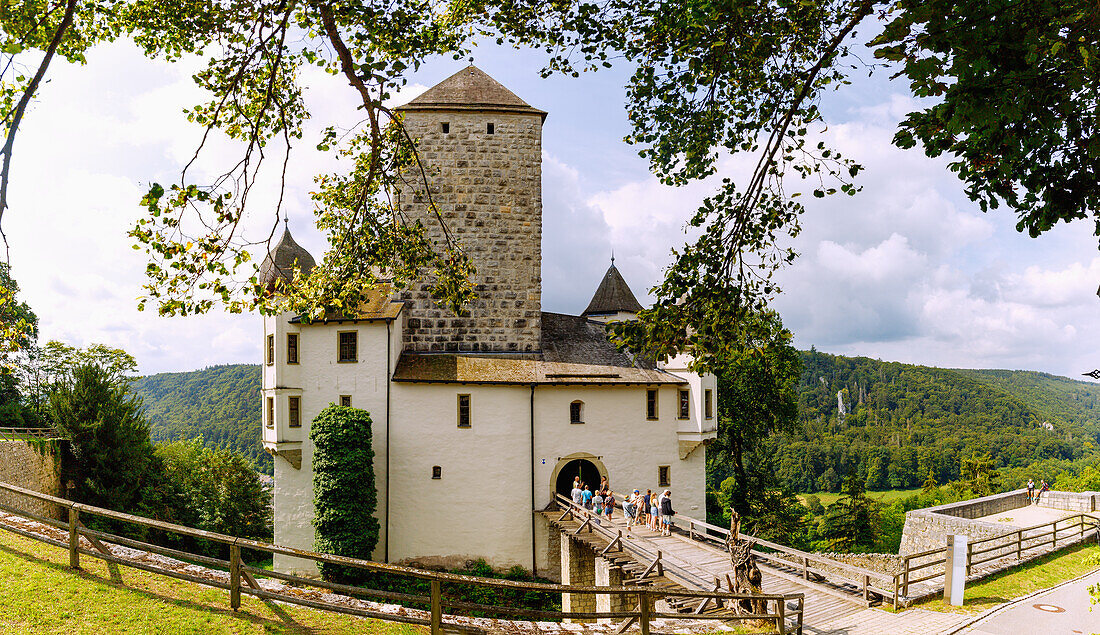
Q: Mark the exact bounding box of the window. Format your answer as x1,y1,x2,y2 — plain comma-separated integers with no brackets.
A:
288,396,301,428
441,122,450,133
704,389,713,420
338,331,357,363
266,397,274,428
646,389,658,420
678,389,690,419
340,395,352,408
287,333,299,364
658,466,670,487
457,394,471,428
569,401,584,424
432,466,442,479
266,334,274,365
486,122,495,134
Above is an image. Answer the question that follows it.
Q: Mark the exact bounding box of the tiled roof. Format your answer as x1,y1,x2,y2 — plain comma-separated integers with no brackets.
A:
582,263,644,316
289,283,403,323
396,65,547,120
541,312,650,368
391,353,684,385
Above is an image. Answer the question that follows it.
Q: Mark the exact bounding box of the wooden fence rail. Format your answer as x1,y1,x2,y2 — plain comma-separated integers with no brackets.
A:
0,426,58,441
0,481,805,634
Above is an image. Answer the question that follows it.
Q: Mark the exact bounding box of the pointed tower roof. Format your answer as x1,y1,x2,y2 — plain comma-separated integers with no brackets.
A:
396,65,547,120
582,260,644,316
258,227,316,291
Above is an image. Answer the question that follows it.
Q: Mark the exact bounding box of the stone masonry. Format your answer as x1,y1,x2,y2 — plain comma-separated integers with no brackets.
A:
396,108,543,353
561,531,596,620
0,440,62,520
594,556,626,625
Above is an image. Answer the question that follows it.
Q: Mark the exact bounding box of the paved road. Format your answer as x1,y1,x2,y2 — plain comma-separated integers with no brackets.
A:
960,570,1100,635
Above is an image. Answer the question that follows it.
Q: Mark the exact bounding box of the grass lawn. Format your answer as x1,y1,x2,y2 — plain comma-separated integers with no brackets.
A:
913,541,1100,615
0,527,424,634
799,488,922,507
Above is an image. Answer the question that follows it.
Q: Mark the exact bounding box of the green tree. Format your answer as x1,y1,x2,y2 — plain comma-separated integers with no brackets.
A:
707,311,801,516
311,405,379,582
961,452,999,497
49,363,159,534
922,470,938,493
820,473,878,552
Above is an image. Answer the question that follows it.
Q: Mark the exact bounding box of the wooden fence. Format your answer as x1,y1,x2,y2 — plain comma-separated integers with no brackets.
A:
0,426,58,441
0,481,804,634
898,512,1100,602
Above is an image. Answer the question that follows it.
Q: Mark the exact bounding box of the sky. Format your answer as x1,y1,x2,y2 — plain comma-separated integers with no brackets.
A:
8,39,1100,378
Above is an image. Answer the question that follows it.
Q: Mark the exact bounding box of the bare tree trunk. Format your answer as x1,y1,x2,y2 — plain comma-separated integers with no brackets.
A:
726,511,765,615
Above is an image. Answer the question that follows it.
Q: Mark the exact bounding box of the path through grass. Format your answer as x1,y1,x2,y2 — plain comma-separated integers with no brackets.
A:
0,527,424,634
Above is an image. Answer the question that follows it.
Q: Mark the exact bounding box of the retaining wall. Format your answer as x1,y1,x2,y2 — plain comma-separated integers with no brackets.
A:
1035,490,1099,512
0,440,62,520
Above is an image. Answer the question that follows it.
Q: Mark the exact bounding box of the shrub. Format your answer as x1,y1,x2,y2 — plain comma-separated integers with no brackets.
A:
311,405,379,582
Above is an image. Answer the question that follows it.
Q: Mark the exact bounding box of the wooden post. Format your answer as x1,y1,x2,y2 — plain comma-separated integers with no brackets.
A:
776,596,786,634
862,574,870,603
689,520,695,541
229,544,241,610
1081,515,1086,540
1052,519,1057,549
965,543,972,576
638,590,650,635
893,574,899,611
655,550,663,577
902,557,909,599
430,579,442,634
68,506,80,570
1016,530,1022,560
801,556,808,580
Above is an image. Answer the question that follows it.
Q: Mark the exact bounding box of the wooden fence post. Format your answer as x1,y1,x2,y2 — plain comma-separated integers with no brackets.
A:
862,574,870,603
656,550,663,577
801,556,808,580
1016,530,1022,560
892,575,899,611
902,557,909,600
1052,519,1057,549
638,590,650,635
230,543,241,610
68,506,79,570
776,596,786,634
430,579,442,634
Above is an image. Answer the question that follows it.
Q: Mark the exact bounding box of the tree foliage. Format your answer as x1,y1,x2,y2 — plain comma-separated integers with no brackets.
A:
0,1,1093,365
311,404,379,581
819,472,878,551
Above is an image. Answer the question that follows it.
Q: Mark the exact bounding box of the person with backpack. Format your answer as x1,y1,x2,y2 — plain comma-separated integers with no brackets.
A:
604,490,615,520
659,490,675,536
582,484,594,510
593,489,604,516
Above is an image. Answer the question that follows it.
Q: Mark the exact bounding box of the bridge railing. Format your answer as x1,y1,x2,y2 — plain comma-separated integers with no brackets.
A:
552,494,804,633
0,426,59,441
0,480,805,635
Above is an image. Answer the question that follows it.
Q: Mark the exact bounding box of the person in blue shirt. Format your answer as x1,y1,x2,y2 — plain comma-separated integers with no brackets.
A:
582,485,594,509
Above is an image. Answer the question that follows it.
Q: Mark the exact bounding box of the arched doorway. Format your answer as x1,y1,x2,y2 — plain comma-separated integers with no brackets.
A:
555,458,602,499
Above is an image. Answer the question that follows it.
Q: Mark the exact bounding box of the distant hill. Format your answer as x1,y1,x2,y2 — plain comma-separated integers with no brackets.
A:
742,350,1097,494
130,364,270,474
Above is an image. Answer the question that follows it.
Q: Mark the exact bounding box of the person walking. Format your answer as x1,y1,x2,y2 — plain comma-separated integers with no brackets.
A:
649,489,660,531
625,489,640,530
571,481,584,508
582,484,594,510
659,491,675,536
604,490,614,520
641,490,652,529
593,489,605,517
1027,478,1035,504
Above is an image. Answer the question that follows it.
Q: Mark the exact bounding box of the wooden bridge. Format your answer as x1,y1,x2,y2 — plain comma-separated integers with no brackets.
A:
545,495,1100,634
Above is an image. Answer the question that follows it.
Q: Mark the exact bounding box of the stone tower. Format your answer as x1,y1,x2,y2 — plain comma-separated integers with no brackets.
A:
395,66,546,353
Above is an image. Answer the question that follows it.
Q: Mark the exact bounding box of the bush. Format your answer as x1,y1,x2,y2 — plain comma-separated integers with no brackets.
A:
311,405,379,582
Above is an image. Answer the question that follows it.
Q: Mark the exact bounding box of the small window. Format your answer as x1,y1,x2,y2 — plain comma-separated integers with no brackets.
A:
457,394,471,428
266,334,274,365
338,331,357,363
658,466,670,487
432,466,442,479
646,389,658,420
441,122,450,133
288,396,301,428
570,401,584,424
486,122,494,134
266,397,274,428
287,333,299,364
678,390,690,419
704,389,713,420
340,395,352,408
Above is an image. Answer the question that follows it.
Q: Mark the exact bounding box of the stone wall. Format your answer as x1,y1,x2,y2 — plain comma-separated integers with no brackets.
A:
398,109,543,353
0,440,62,520
560,532,596,620
1035,490,1098,512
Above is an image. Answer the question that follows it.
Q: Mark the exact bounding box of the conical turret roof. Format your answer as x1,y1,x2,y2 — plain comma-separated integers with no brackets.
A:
582,261,644,316
258,227,316,291
397,65,547,120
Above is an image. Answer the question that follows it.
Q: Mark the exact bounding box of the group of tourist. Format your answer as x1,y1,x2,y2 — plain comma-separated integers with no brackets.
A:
1026,478,1050,504
568,476,676,537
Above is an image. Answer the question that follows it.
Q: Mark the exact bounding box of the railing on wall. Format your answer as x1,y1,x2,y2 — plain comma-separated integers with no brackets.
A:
0,481,805,635
0,427,59,441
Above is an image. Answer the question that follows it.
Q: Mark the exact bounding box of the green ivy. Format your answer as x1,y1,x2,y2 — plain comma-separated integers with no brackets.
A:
311,405,379,583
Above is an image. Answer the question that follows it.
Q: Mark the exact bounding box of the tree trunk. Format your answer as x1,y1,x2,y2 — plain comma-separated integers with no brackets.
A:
726,511,765,615
731,437,749,516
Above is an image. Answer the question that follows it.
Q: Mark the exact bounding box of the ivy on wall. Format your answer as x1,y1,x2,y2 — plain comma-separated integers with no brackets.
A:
310,405,379,582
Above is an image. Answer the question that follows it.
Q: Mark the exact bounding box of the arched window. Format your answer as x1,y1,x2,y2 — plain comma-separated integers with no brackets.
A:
569,400,584,424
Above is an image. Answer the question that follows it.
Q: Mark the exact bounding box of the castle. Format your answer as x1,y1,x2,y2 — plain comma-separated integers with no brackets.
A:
259,66,716,576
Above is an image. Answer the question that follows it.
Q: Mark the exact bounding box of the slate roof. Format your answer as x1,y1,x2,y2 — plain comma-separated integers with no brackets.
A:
259,228,316,291
582,263,644,316
541,312,650,368
288,283,403,323
396,65,547,120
